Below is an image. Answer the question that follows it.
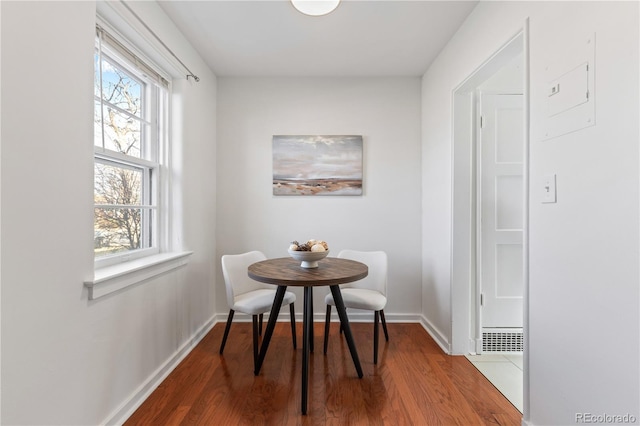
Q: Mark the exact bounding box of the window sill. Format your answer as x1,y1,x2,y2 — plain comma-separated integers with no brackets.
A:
85,251,193,300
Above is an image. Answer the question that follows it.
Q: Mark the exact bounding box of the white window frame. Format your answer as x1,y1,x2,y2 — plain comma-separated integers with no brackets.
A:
86,22,192,300
94,28,164,268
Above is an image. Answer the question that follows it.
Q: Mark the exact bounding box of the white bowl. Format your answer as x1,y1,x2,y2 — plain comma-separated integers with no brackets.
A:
288,249,329,268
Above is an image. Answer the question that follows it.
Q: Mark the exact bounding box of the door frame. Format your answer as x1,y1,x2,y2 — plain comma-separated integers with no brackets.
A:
449,22,530,404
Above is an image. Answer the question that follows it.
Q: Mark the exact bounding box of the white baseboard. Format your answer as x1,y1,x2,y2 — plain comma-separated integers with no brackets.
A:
103,315,218,426
241,311,453,355
226,312,452,357
322,312,422,323
419,315,451,354
221,311,423,324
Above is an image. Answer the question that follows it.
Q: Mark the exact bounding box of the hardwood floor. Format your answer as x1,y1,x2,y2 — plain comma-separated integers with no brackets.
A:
125,322,521,425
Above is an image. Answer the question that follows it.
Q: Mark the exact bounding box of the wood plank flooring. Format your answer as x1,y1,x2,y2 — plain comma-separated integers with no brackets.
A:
125,322,521,425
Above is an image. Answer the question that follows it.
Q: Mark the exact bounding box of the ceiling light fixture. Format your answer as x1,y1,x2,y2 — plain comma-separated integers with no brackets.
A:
291,0,340,16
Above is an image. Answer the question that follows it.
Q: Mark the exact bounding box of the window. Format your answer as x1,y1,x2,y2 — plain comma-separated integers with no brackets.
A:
94,27,168,267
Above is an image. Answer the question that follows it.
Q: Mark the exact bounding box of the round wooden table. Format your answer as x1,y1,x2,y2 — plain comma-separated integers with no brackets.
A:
248,256,368,415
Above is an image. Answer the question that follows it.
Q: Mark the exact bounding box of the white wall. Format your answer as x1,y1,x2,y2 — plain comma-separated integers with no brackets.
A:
0,2,217,425
216,77,422,320
479,52,523,92
0,1,3,422
4,1,637,424
422,1,639,425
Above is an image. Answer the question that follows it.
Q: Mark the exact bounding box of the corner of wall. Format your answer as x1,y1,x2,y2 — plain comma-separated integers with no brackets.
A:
419,315,451,355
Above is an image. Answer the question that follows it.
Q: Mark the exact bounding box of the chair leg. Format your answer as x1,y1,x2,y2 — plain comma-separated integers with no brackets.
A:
323,305,331,354
219,309,235,354
252,315,259,372
259,313,263,336
374,310,380,364
380,309,389,341
290,303,297,349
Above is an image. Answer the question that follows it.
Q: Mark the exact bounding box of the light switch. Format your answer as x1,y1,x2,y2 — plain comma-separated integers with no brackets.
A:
542,174,557,203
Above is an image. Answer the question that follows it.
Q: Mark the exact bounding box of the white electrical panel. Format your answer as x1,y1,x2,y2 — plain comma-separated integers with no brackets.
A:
542,33,596,141
548,62,589,117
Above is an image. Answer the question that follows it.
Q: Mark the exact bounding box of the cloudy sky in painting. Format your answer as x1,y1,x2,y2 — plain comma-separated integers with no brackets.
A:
273,135,363,180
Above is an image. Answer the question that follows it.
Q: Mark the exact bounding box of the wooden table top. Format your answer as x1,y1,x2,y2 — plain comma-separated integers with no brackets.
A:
248,257,368,287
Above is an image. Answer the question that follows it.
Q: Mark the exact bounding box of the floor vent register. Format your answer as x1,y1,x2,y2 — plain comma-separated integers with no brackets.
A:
482,330,523,353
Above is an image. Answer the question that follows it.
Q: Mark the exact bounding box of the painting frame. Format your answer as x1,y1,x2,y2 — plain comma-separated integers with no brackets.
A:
272,135,363,196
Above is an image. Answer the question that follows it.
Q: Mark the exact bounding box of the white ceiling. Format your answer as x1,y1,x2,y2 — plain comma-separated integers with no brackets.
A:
158,0,478,77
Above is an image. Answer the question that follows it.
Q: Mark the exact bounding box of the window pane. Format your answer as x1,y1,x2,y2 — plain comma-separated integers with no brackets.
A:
94,207,145,257
95,162,143,206
100,104,142,157
94,163,154,258
94,51,145,157
99,58,142,118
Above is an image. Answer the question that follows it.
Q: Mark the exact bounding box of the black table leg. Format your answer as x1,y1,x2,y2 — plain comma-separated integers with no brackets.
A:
301,286,312,414
255,285,287,375
329,285,363,378
309,287,314,353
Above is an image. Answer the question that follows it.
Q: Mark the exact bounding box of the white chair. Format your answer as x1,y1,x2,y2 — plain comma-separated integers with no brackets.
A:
323,250,389,364
220,251,297,370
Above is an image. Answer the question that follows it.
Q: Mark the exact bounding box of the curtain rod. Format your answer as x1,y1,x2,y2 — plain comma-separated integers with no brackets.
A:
121,1,200,82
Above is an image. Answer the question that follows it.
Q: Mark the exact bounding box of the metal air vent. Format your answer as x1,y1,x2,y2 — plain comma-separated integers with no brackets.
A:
482,330,523,353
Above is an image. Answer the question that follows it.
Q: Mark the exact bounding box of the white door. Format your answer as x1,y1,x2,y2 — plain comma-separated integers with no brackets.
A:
478,93,524,328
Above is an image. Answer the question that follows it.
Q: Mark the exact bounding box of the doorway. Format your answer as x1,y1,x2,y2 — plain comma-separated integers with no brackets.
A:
477,90,524,342
450,30,528,412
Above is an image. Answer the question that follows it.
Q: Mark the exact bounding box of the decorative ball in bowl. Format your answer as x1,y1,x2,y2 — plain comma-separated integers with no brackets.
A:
288,240,329,268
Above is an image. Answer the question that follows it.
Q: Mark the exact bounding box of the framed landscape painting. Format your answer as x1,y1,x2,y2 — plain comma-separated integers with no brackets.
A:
273,135,363,196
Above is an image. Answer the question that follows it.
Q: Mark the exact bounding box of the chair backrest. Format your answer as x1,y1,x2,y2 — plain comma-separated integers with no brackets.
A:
337,250,387,295
221,251,268,307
